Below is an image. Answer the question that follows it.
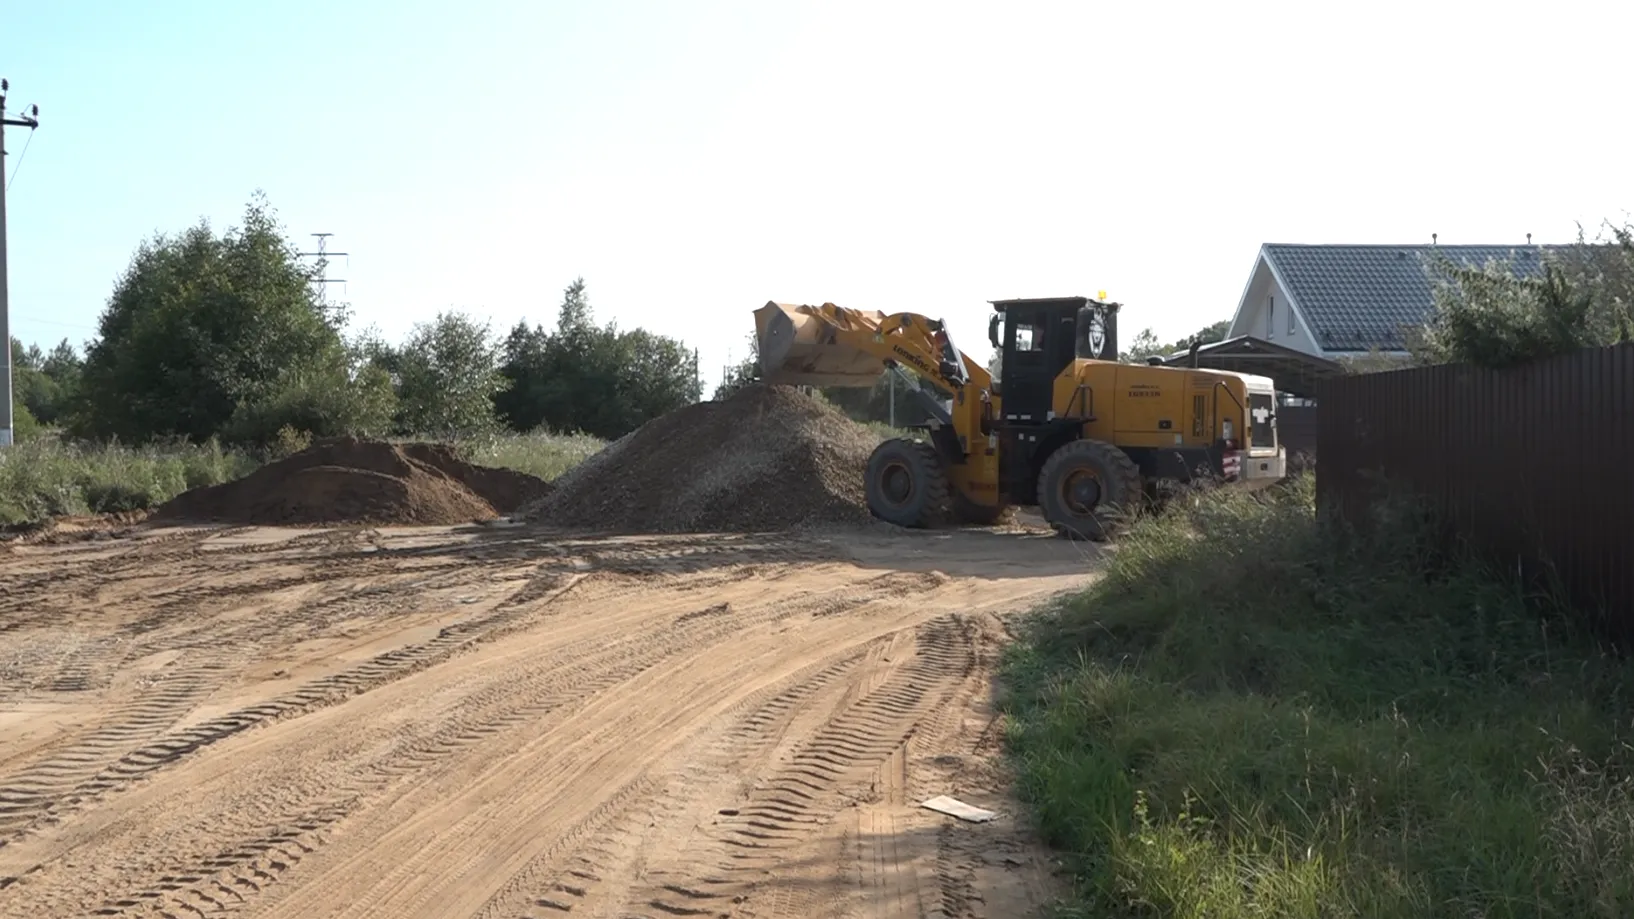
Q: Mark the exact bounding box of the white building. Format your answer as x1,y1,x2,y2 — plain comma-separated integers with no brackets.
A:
1224,242,1562,361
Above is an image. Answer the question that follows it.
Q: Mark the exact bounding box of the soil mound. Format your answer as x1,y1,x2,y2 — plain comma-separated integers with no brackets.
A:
522,384,883,533
153,437,553,526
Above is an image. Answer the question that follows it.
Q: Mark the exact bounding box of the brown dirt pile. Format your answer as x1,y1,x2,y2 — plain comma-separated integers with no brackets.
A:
522,384,884,533
153,437,553,526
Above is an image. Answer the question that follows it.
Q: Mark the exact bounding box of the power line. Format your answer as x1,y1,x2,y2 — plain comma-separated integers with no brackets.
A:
11,314,98,332
5,127,32,192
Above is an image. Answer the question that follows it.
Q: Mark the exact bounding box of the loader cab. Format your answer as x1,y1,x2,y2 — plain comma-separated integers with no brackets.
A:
988,296,1121,424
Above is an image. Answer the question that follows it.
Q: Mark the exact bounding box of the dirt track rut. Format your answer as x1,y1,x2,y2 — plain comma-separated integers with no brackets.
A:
0,520,1095,918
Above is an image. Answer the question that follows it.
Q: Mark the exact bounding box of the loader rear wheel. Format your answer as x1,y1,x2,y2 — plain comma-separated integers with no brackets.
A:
1037,438,1144,541
865,438,949,528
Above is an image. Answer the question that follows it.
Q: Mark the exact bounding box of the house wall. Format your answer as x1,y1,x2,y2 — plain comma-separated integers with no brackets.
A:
1228,257,1326,358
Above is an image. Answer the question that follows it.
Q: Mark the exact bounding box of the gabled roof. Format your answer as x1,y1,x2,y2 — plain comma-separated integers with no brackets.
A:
1258,244,1568,352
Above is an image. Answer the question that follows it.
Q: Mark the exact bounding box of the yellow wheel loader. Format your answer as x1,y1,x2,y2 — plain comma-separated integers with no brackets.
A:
754,295,1287,540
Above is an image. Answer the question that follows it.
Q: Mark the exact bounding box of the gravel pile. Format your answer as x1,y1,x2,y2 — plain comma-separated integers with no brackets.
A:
521,384,885,533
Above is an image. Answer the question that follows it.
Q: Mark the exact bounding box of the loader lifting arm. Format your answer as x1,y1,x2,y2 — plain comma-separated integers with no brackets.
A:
753,300,1005,529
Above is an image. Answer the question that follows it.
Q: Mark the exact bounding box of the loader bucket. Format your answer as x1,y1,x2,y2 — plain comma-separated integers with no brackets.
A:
753,301,887,388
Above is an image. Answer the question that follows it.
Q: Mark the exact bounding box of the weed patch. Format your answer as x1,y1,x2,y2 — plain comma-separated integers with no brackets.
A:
456,430,605,483
0,438,257,525
1001,474,1634,918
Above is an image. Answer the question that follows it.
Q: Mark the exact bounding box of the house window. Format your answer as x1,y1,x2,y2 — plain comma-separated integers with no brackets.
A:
1288,301,1296,336
1267,296,1275,337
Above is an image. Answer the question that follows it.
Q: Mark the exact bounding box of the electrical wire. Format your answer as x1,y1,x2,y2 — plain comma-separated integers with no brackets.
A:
6,128,34,192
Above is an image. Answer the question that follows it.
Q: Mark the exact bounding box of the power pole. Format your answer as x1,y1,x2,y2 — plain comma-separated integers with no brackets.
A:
297,232,349,313
0,78,42,447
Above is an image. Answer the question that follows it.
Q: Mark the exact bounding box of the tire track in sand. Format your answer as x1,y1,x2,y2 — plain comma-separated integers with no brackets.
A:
264,573,939,919
467,636,888,917
0,570,596,856
613,614,976,919
0,660,229,840
42,573,934,918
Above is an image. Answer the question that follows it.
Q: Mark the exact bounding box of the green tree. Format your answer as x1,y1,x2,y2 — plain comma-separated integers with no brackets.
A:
71,192,375,444
493,319,553,430
1119,319,1231,363
713,332,761,401
9,400,43,443
1120,328,1165,362
8,337,81,426
1413,220,1634,368
499,279,702,438
604,325,704,432
392,310,508,437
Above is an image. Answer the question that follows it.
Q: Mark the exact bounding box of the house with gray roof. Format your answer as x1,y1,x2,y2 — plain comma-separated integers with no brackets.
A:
1225,242,1561,359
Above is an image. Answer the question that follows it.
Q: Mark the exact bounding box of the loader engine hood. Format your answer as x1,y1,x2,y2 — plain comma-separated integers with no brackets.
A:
754,301,888,388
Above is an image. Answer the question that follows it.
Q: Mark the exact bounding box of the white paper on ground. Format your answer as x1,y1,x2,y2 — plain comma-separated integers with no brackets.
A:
920,794,997,823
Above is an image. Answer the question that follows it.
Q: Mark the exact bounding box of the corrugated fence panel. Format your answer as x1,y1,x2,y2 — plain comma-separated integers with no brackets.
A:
1316,343,1634,643
1278,406,1319,457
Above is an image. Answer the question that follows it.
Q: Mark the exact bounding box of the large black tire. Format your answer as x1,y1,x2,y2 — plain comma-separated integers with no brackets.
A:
864,438,949,528
1036,439,1144,541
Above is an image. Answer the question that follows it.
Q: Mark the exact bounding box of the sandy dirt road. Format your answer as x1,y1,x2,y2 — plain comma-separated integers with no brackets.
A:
0,519,1097,918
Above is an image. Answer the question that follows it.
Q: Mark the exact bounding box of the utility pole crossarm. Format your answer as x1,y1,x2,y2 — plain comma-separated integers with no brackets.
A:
0,77,43,447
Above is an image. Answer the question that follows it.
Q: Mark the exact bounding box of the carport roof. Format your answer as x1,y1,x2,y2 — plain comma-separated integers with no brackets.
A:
1161,335,1344,398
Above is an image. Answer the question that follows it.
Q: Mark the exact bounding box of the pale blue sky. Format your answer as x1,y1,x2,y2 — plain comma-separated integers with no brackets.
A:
4,0,1630,392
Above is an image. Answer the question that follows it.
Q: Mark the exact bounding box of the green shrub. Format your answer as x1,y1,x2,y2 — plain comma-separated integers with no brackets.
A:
0,438,259,525
1414,220,1634,369
10,402,44,443
1001,474,1634,918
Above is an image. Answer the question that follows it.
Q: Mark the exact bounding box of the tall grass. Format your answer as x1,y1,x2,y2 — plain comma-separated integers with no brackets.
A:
455,430,606,482
0,438,257,525
0,430,607,527
1001,474,1634,918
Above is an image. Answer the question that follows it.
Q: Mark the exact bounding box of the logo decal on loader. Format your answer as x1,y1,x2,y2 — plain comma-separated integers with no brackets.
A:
1086,310,1107,358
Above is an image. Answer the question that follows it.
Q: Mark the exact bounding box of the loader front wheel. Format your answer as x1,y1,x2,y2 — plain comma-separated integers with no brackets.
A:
1037,438,1144,541
865,438,949,528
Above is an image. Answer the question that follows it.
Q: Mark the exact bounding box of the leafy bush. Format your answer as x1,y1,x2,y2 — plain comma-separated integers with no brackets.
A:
457,430,605,482
1415,220,1634,368
222,360,398,446
10,402,44,444
1002,475,1634,918
388,311,508,438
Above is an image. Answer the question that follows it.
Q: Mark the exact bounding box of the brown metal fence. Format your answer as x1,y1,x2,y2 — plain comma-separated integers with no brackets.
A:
1278,405,1319,459
1315,342,1634,636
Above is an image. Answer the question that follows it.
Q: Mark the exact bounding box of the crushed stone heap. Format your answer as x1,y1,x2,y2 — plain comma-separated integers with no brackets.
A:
522,384,885,533
153,437,553,526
